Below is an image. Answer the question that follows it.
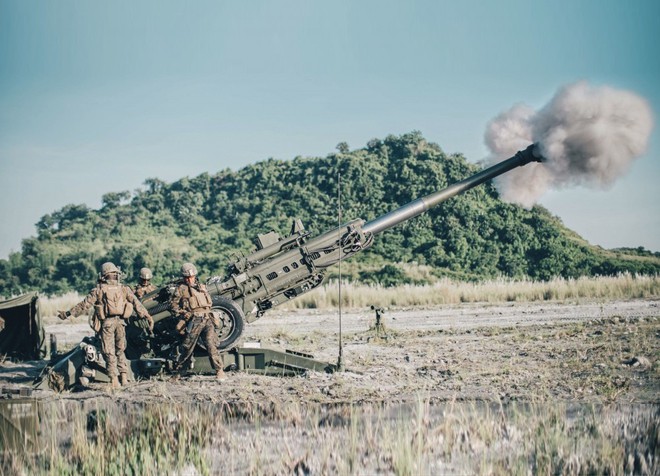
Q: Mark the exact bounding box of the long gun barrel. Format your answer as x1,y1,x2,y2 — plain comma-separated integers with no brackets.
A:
363,143,543,235
135,144,544,354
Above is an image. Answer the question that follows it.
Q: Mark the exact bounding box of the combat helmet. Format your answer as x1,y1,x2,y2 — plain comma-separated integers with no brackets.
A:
139,267,153,280
181,262,197,278
100,262,120,278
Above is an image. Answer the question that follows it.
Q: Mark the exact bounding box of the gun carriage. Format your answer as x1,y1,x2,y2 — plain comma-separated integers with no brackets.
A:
41,145,544,389
132,144,543,356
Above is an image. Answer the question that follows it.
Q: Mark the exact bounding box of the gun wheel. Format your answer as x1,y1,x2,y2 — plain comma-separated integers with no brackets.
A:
211,296,245,350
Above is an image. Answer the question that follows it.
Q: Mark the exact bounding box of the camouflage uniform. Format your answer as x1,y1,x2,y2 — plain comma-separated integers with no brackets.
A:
63,270,153,385
134,267,157,299
134,282,157,299
169,279,224,376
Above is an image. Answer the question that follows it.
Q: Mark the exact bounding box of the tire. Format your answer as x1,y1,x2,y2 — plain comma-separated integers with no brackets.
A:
211,296,245,350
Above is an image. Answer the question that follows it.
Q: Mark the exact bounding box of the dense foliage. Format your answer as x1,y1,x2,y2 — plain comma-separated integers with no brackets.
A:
1,132,658,296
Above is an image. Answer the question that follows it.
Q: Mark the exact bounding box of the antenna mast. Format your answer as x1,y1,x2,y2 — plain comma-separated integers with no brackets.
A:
337,172,344,372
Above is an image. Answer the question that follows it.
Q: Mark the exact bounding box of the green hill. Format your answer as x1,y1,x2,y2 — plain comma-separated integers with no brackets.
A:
1,132,658,295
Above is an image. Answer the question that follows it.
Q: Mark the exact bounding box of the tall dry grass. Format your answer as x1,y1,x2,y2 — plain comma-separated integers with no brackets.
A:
36,274,659,319
284,273,660,310
39,292,82,320
4,398,656,475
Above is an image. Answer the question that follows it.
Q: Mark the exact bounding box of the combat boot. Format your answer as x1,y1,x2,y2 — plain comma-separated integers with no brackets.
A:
216,368,227,382
120,373,129,386
111,376,120,389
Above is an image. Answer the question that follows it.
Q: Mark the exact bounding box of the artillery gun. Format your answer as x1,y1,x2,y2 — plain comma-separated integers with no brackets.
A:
128,144,544,358
39,144,543,389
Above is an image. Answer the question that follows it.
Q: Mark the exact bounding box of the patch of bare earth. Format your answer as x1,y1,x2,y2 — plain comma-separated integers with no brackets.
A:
2,299,658,474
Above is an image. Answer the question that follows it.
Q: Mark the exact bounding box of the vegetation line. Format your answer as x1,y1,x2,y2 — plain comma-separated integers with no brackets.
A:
2,133,659,296
39,273,659,318
285,273,659,309
4,399,656,475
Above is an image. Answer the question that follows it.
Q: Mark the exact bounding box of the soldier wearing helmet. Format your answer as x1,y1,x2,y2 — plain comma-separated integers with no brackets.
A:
134,267,157,299
57,261,154,389
169,262,226,381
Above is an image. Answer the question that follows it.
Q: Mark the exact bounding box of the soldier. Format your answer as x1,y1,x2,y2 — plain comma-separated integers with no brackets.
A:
58,262,154,388
134,267,157,298
170,262,226,381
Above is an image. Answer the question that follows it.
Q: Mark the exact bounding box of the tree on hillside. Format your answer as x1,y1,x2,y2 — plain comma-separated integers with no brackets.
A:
0,133,657,296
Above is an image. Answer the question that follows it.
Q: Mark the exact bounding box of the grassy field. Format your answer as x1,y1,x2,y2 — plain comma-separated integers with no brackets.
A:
39,273,660,319
4,398,657,475
6,274,656,475
287,273,660,309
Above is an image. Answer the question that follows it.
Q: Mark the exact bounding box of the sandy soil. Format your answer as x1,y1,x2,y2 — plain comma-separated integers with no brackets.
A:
2,298,658,475
2,298,658,405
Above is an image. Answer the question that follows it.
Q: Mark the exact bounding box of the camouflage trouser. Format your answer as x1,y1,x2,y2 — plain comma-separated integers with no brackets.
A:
176,315,223,372
100,317,128,378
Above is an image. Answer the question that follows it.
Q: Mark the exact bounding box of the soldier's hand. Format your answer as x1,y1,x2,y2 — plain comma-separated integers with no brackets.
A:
57,310,70,321
175,319,187,335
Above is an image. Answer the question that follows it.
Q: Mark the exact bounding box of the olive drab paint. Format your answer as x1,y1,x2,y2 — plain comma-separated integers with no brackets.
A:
134,145,543,355
40,145,543,390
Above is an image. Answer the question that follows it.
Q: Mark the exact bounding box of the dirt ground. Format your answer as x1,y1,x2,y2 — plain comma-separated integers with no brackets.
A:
2,298,658,405
2,298,658,474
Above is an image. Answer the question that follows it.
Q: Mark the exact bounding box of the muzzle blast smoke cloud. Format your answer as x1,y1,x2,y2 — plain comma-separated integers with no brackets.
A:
484,81,653,207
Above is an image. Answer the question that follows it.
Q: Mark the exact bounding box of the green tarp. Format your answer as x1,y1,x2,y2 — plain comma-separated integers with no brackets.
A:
0,292,46,361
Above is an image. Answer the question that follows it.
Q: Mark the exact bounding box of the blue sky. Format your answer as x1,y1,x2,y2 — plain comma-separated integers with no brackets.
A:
1,0,658,258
